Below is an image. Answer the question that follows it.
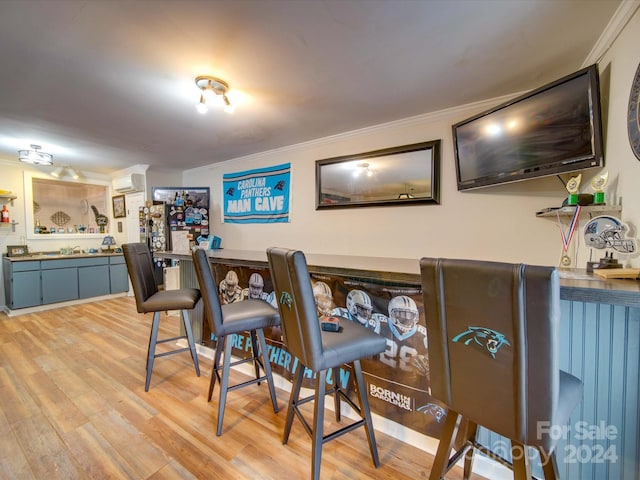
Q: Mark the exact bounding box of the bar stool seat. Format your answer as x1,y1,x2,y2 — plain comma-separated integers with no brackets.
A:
192,248,280,436
122,242,201,391
140,288,201,312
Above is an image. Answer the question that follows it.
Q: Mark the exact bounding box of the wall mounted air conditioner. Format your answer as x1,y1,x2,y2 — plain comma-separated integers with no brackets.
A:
113,173,145,193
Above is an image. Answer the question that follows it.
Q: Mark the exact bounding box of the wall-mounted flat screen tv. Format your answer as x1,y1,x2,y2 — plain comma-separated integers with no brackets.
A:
453,64,604,191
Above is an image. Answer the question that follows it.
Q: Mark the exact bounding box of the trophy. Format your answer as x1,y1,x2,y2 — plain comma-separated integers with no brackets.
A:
565,173,582,206
591,171,608,205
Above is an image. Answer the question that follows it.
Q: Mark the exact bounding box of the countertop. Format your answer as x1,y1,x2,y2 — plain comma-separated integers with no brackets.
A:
4,251,123,261
155,249,640,308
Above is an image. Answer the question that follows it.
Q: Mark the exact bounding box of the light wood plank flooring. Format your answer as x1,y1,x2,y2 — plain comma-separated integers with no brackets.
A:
0,296,486,479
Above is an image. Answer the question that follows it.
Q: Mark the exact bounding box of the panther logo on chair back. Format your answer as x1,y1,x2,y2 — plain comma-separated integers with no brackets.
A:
452,326,510,359
279,291,294,310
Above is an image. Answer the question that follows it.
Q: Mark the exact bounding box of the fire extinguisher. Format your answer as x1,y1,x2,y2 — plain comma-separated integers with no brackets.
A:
1,204,9,223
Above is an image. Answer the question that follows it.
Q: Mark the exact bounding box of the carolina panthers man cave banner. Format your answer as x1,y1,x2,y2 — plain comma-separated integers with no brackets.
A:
223,163,291,223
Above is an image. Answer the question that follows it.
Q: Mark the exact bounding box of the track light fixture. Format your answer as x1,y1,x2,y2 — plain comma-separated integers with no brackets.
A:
50,165,81,180
18,144,53,166
195,75,234,114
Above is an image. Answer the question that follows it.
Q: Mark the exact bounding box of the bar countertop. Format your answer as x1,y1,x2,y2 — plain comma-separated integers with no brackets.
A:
155,249,640,308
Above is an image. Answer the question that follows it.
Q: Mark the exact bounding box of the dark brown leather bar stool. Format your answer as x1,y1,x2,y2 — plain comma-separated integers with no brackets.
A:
267,247,387,480
192,248,280,436
419,258,583,480
122,242,201,391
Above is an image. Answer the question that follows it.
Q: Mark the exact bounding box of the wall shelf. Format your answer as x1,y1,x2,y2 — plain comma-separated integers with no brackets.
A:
0,220,19,232
536,204,622,218
0,193,17,206
1,193,18,231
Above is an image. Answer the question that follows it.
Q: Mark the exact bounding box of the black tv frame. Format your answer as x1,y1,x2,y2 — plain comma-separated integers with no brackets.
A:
453,64,604,191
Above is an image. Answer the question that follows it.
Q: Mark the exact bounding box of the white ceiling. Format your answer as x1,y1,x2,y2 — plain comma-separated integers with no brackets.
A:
0,0,626,176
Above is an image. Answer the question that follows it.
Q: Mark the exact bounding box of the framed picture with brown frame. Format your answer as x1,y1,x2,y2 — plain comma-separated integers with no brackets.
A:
7,245,29,257
112,194,126,218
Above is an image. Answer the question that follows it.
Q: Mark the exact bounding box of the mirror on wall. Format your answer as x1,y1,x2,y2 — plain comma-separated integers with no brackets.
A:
25,173,110,239
315,140,441,209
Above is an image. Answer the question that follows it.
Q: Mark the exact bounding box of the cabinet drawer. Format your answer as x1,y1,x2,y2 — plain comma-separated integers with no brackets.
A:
11,261,41,272
41,257,109,269
109,255,126,265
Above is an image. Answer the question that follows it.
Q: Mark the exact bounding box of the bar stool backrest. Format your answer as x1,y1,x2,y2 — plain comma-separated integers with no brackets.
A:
420,258,560,449
267,247,324,370
192,248,224,334
123,243,160,314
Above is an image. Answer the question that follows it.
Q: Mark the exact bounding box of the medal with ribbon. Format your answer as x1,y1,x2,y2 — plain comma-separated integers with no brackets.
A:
557,205,582,266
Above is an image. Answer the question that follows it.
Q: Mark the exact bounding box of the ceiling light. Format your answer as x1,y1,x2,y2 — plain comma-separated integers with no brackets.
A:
18,144,53,166
67,167,80,180
195,75,234,114
223,94,235,113
196,95,208,114
50,166,65,178
49,165,81,180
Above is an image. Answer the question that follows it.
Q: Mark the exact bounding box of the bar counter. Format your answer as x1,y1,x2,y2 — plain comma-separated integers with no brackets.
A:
156,249,640,480
157,248,640,307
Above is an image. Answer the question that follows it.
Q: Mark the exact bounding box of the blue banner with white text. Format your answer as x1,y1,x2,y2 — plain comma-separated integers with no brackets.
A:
223,163,291,223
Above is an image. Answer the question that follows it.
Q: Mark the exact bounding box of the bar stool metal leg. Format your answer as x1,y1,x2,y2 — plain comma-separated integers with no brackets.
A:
463,422,478,480
429,411,461,480
145,312,161,392
283,368,304,444
216,336,235,436
540,447,559,480
256,329,279,412
181,309,200,376
332,367,341,422
312,370,327,480
511,441,531,480
353,359,379,467
208,335,224,402
249,330,262,382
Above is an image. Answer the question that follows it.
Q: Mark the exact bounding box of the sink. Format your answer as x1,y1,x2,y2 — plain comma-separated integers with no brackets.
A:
26,250,112,259
28,252,81,259
27,253,64,259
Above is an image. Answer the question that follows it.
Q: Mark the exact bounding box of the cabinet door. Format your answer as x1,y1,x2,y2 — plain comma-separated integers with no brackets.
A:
79,265,110,298
42,268,78,304
110,263,129,293
10,270,42,308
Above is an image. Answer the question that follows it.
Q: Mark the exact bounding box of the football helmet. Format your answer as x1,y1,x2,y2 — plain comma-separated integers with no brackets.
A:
388,295,419,334
248,272,265,299
313,281,334,316
223,270,239,289
346,289,373,325
584,216,636,253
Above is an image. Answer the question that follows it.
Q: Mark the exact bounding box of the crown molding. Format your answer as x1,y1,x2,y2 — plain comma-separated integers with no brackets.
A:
583,0,640,66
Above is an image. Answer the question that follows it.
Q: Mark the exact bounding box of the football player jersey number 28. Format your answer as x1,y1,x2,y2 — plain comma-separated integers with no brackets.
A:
380,339,418,371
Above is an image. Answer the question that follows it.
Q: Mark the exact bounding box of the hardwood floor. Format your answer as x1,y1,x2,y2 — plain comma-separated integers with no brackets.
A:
0,297,486,479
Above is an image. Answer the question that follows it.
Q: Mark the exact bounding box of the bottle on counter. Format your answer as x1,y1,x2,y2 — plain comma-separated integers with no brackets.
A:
35,218,41,233
1,204,9,223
